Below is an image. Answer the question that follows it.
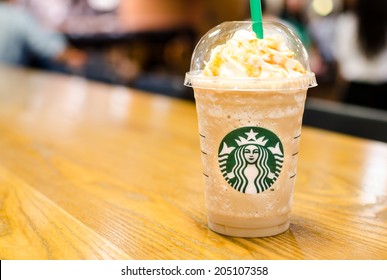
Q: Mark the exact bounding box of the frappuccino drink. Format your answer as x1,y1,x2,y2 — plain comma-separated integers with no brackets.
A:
185,22,317,237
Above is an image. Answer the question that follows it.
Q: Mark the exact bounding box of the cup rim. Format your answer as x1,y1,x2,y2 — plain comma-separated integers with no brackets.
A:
185,71,317,91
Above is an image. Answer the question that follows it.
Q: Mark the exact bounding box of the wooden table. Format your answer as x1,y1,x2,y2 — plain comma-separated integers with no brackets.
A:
0,66,386,260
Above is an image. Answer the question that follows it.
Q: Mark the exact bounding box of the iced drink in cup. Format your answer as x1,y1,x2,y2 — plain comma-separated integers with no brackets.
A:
184,21,317,237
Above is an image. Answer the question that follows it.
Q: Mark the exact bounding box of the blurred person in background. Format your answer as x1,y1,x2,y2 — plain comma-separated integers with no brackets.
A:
280,0,312,49
0,0,86,71
307,1,344,87
278,0,328,80
334,0,387,110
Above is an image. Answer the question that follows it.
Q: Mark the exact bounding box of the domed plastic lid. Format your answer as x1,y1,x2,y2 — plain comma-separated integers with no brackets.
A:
184,21,317,91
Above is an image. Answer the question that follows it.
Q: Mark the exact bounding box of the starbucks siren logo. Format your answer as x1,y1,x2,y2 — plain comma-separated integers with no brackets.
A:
218,126,284,194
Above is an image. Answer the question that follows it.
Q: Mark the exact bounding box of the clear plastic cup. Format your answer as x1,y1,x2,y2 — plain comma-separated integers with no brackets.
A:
185,21,317,237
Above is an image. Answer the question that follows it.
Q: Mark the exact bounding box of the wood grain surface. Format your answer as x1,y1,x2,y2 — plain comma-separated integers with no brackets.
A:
0,66,386,260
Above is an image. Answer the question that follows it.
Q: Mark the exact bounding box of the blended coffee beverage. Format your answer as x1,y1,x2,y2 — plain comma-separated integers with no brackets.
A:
185,22,317,237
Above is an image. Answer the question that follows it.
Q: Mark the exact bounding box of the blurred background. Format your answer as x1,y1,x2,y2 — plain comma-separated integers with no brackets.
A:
1,0,386,110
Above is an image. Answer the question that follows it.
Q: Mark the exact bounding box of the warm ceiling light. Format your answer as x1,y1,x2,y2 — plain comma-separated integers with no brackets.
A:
87,0,120,12
312,0,334,16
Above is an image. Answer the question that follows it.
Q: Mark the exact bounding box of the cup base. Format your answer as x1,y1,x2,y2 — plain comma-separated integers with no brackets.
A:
208,219,290,238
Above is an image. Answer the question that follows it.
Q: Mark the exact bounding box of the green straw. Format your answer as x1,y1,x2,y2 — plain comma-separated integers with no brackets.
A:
250,0,264,38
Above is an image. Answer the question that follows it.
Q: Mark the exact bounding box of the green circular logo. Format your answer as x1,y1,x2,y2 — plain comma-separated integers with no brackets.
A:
218,126,284,194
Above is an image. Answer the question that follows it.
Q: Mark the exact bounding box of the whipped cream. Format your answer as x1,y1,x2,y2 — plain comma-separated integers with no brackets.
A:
203,30,307,79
